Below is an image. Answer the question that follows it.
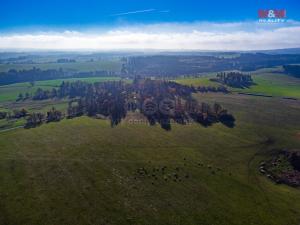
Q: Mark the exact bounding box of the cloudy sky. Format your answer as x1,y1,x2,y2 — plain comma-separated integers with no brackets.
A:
0,0,300,51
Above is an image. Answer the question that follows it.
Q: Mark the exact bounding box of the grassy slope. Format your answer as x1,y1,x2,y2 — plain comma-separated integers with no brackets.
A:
0,93,299,225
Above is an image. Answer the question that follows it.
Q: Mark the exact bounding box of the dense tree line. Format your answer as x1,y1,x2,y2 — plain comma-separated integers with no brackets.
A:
210,72,254,88
0,67,119,85
0,109,28,120
0,107,64,128
24,78,235,130
121,54,300,78
283,65,300,78
196,85,229,93
56,58,76,63
32,88,58,100
12,108,28,119
24,107,64,128
0,111,7,119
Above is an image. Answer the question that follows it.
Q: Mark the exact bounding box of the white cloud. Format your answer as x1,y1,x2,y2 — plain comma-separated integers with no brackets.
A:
0,21,300,51
110,9,156,16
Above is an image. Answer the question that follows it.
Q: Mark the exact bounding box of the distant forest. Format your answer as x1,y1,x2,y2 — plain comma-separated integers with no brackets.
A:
0,67,119,85
283,65,300,78
121,53,300,77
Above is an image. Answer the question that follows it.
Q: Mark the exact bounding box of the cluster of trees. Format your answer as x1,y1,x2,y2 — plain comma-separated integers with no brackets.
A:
0,111,7,119
25,113,45,128
24,78,235,130
0,109,28,120
46,107,64,122
12,108,28,119
186,101,235,128
283,65,300,78
0,107,64,129
20,81,227,104
141,97,234,130
18,81,127,126
25,107,64,128
0,108,30,120
0,67,119,85
65,81,128,126
17,92,31,101
32,88,58,100
211,72,254,88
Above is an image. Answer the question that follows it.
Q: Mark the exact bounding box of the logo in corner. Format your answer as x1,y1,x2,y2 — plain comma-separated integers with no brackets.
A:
258,9,286,23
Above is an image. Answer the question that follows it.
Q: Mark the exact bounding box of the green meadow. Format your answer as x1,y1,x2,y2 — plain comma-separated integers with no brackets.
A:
0,77,121,103
174,68,300,98
0,92,299,225
174,76,218,87
234,72,300,98
0,69,300,225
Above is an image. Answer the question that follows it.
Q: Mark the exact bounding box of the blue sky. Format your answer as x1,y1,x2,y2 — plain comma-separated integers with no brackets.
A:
0,0,299,50
1,0,299,30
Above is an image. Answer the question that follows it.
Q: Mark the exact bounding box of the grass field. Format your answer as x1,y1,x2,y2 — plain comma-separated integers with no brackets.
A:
233,72,300,98
0,91,299,225
0,60,123,72
174,68,300,98
0,69,300,225
174,76,219,87
0,77,121,103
